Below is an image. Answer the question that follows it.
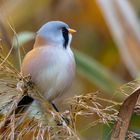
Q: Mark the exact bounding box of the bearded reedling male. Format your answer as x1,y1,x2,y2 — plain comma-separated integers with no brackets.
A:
21,21,76,112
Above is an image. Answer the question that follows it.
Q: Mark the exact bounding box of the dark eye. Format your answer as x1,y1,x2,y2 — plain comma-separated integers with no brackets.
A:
62,27,68,33
62,27,69,49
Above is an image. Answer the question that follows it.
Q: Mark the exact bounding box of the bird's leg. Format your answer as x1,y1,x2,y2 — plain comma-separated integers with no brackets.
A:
51,102,69,125
51,102,59,112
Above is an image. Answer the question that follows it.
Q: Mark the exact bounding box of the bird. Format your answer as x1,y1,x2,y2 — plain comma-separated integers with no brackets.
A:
20,21,76,112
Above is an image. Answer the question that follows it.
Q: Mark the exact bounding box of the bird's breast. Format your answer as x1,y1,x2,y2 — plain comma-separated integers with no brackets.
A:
21,46,75,101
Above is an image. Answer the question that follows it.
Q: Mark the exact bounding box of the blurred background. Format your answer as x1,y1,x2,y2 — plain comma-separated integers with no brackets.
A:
0,0,140,139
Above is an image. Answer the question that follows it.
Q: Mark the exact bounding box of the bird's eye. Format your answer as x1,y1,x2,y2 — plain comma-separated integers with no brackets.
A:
61,27,69,49
62,27,68,34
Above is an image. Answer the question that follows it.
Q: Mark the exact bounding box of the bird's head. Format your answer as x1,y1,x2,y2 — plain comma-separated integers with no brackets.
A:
35,21,76,49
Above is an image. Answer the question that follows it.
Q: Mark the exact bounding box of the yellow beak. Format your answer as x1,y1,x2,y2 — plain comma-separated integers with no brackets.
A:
68,28,77,34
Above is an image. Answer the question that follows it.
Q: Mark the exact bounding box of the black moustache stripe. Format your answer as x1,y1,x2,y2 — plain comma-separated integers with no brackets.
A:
62,27,69,49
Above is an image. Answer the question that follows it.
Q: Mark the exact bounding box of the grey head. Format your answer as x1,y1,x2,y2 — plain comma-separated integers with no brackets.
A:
37,21,72,49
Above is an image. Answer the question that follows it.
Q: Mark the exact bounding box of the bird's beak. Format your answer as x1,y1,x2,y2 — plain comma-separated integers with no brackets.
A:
68,28,77,34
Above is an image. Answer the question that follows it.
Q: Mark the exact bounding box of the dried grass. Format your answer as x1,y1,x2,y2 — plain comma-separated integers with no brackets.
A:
0,44,139,139
126,131,140,140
